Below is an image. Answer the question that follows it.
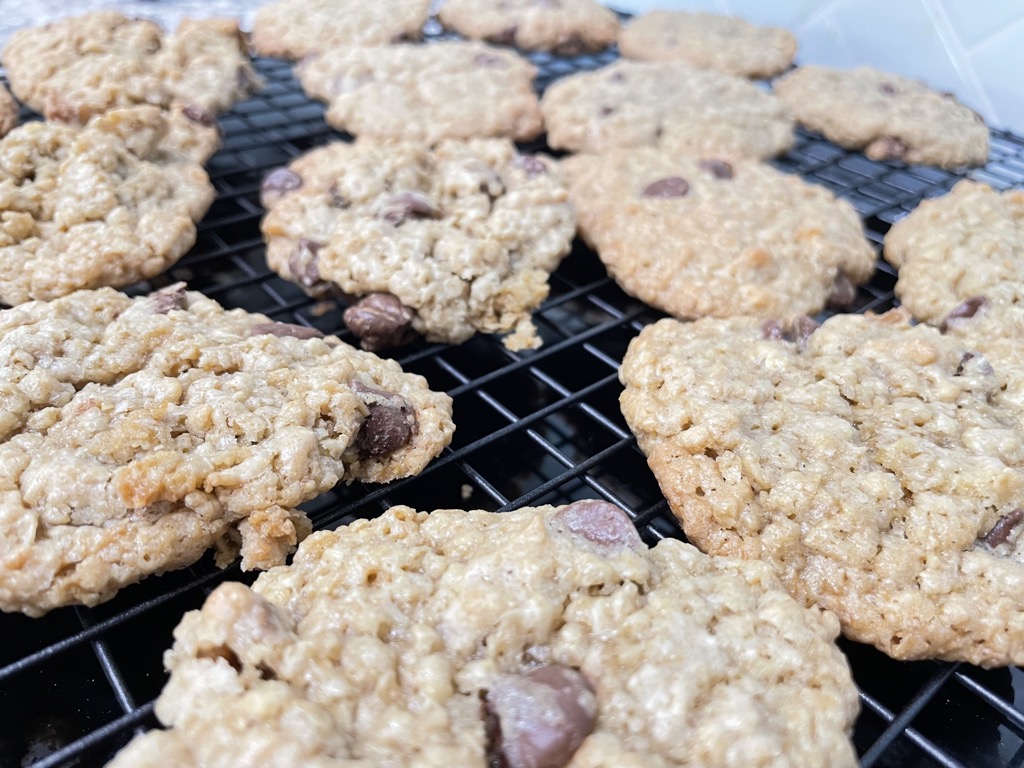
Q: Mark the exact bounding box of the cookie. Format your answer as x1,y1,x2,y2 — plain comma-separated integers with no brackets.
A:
0,285,455,616
561,148,875,320
618,10,797,79
297,42,544,144
0,106,219,306
884,180,1024,324
773,65,989,168
2,10,260,125
941,299,1024,411
106,500,859,767
260,139,575,351
438,0,619,54
620,310,1024,667
0,84,17,138
251,0,431,59
540,60,794,158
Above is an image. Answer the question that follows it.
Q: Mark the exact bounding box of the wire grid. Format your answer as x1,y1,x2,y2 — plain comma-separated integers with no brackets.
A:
2,47,1024,768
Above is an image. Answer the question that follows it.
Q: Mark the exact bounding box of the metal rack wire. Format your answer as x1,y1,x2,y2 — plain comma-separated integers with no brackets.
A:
2,42,1024,768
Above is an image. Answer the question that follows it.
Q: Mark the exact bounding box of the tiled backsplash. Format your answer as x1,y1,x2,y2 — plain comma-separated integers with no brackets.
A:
611,0,1024,134
1,0,1021,134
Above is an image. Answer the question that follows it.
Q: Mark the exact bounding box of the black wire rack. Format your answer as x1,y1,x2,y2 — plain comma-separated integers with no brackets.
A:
3,31,1024,768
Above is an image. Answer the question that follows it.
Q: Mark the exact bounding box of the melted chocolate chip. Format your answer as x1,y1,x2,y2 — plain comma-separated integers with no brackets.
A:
376,191,441,225
182,104,214,127
879,82,897,96
152,284,187,314
249,321,325,340
641,177,689,198
551,500,642,550
352,382,416,456
939,296,988,333
491,26,518,45
513,155,548,177
698,159,733,180
328,182,348,208
598,105,615,117
979,509,1024,548
761,317,819,350
343,293,417,351
260,167,303,208
484,666,597,768
826,272,857,309
289,239,329,295
760,319,784,341
954,351,995,377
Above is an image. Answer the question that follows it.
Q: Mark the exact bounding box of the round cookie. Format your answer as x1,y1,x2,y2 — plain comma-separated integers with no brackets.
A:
0,285,454,616
540,59,794,158
773,65,989,168
106,500,859,768
2,11,260,125
620,310,1024,667
884,180,1024,324
297,42,544,144
438,0,620,54
618,10,796,79
561,148,875,320
0,106,220,306
260,138,575,350
0,84,17,138
251,0,431,59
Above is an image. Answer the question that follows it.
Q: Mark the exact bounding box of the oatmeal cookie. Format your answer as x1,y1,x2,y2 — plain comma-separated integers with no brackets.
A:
260,139,574,351
884,180,1024,324
0,286,454,616
438,0,619,54
251,0,430,58
297,42,544,143
0,106,219,306
2,10,260,125
620,310,1024,666
107,500,858,767
774,65,989,168
540,59,794,158
0,84,17,138
618,10,796,79
561,148,875,320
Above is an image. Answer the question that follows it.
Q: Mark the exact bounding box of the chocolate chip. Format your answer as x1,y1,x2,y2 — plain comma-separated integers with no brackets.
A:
879,82,897,96
826,272,857,309
182,104,214,127
866,135,908,162
641,177,689,198
979,509,1024,548
954,351,994,377
352,382,416,456
260,167,303,208
598,105,615,117
939,296,987,333
608,71,625,83
151,284,187,314
491,26,518,45
343,293,417,351
289,239,330,295
513,155,548,177
760,319,784,341
551,499,642,550
249,321,325,340
328,182,348,208
484,665,597,768
698,159,733,180
761,317,819,350
376,191,441,225
475,51,510,68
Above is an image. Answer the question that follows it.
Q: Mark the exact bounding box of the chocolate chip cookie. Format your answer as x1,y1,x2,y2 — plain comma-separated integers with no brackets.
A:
438,0,620,54
774,65,989,168
618,10,797,79
0,106,220,306
884,180,1024,324
561,148,875,320
0,84,17,138
621,310,1024,666
251,0,431,59
260,138,575,350
2,10,260,125
0,285,454,616
107,500,859,767
297,42,544,143
540,59,794,158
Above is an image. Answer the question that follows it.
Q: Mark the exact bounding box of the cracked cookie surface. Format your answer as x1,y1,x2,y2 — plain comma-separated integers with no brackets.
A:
107,501,858,768
621,310,1024,666
562,148,875,320
774,65,989,168
261,138,575,350
0,286,454,616
2,10,260,125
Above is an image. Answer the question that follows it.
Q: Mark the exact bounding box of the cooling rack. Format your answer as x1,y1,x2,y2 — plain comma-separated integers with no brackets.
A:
2,36,1024,768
